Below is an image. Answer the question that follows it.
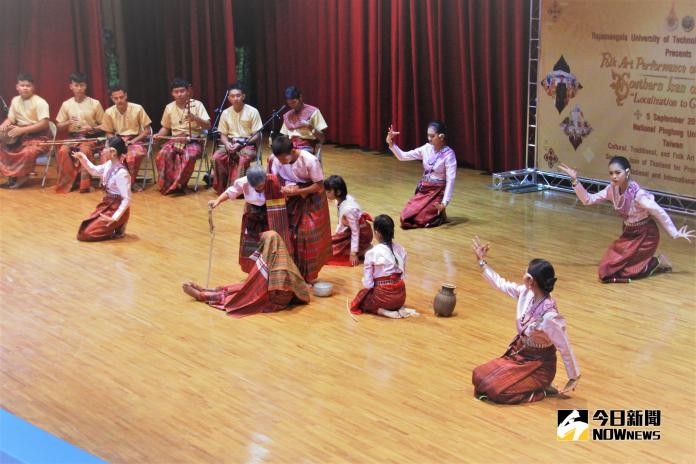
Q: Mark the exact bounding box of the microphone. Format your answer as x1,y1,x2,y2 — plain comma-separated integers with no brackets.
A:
273,104,287,118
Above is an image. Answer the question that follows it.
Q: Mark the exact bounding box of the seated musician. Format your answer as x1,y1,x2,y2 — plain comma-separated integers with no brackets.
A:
279,86,327,154
154,78,211,195
0,73,50,189
54,72,106,193
211,83,262,195
101,84,153,192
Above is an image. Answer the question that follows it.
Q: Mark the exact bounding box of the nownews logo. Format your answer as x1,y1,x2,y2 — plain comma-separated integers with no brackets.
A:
557,409,661,441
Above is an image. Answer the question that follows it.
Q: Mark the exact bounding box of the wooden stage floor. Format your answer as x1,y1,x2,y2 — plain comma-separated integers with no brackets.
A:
1,145,695,463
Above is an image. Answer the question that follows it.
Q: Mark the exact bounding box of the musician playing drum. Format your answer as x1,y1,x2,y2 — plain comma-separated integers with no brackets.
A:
154,77,211,195
54,72,106,193
0,73,51,189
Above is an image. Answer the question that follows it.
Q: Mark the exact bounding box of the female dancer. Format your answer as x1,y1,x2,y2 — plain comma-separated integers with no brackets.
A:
183,231,309,317
386,121,457,229
324,175,373,266
559,157,694,283
350,215,416,318
73,136,131,241
471,236,580,404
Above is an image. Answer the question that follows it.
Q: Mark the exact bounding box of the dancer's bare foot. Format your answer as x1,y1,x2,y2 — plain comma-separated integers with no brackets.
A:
182,282,201,300
188,282,206,291
397,307,419,318
377,308,402,319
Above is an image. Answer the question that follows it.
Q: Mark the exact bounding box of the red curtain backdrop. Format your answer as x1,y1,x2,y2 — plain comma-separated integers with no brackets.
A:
236,0,529,172
2,0,528,171
0,0,107,118
118,0,236,129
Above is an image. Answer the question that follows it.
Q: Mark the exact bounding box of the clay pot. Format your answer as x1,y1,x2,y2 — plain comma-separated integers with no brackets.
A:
433,283,456,317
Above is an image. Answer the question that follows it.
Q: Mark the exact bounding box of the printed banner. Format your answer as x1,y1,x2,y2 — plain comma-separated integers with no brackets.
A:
537,0,695,197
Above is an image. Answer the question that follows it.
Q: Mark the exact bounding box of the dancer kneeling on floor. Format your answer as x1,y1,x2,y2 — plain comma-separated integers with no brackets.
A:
350,214,416,318
470,236,580,404
324,174,373,266
73,136,131,242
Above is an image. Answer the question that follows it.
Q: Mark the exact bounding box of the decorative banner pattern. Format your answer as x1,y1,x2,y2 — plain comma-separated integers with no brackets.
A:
538,0,696,197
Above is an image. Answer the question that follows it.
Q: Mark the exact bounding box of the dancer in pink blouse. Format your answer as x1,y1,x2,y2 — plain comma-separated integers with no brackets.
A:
471,236,580,404
559,157,694,283
386,121,457,229
350,215,416,318
73,136,132,241
323,175,373,266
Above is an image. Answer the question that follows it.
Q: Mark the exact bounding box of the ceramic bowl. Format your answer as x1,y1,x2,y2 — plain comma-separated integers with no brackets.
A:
313,281,334,297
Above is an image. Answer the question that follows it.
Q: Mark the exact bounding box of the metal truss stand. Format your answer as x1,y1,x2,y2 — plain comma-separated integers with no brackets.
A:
491,0,695,216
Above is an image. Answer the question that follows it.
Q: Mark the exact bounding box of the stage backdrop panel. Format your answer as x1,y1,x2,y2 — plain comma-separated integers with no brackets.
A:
537,0,696,197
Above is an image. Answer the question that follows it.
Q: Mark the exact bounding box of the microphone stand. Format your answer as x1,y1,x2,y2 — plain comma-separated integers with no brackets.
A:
242,104,286,165
242,104,286,149
208,89,230,142
0,96,9,118
202,89,230,186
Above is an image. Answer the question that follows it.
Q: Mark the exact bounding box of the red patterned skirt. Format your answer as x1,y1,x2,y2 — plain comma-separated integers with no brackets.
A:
286,191,332,281
239,204,268,273
400,181,446,229
326,213,373,266
472,337,557,404
598,218,660,282
0,130,50,177
350,274,406,314
77,194,130,242
290,137,317,154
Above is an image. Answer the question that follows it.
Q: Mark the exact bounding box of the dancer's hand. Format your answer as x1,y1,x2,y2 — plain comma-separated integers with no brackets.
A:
471,235,490,261
281,184,299,196
208,199,218,210
349,252,359,266
676,225,695,243
99,213,116,224
435,202,447,214
560,376,580,394
72,151,87,161
386,124,400,147
558,163,578,181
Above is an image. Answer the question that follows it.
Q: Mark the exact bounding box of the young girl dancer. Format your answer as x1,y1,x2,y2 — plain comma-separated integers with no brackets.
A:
559,157,694,283
324,175,373,266
350,215,416,318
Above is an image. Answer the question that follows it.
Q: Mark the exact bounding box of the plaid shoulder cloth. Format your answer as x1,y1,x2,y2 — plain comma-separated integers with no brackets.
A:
265,174,294,256
257,231,309,302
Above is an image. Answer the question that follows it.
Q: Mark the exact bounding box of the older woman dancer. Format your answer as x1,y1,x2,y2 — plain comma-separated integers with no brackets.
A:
183,231,309,317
